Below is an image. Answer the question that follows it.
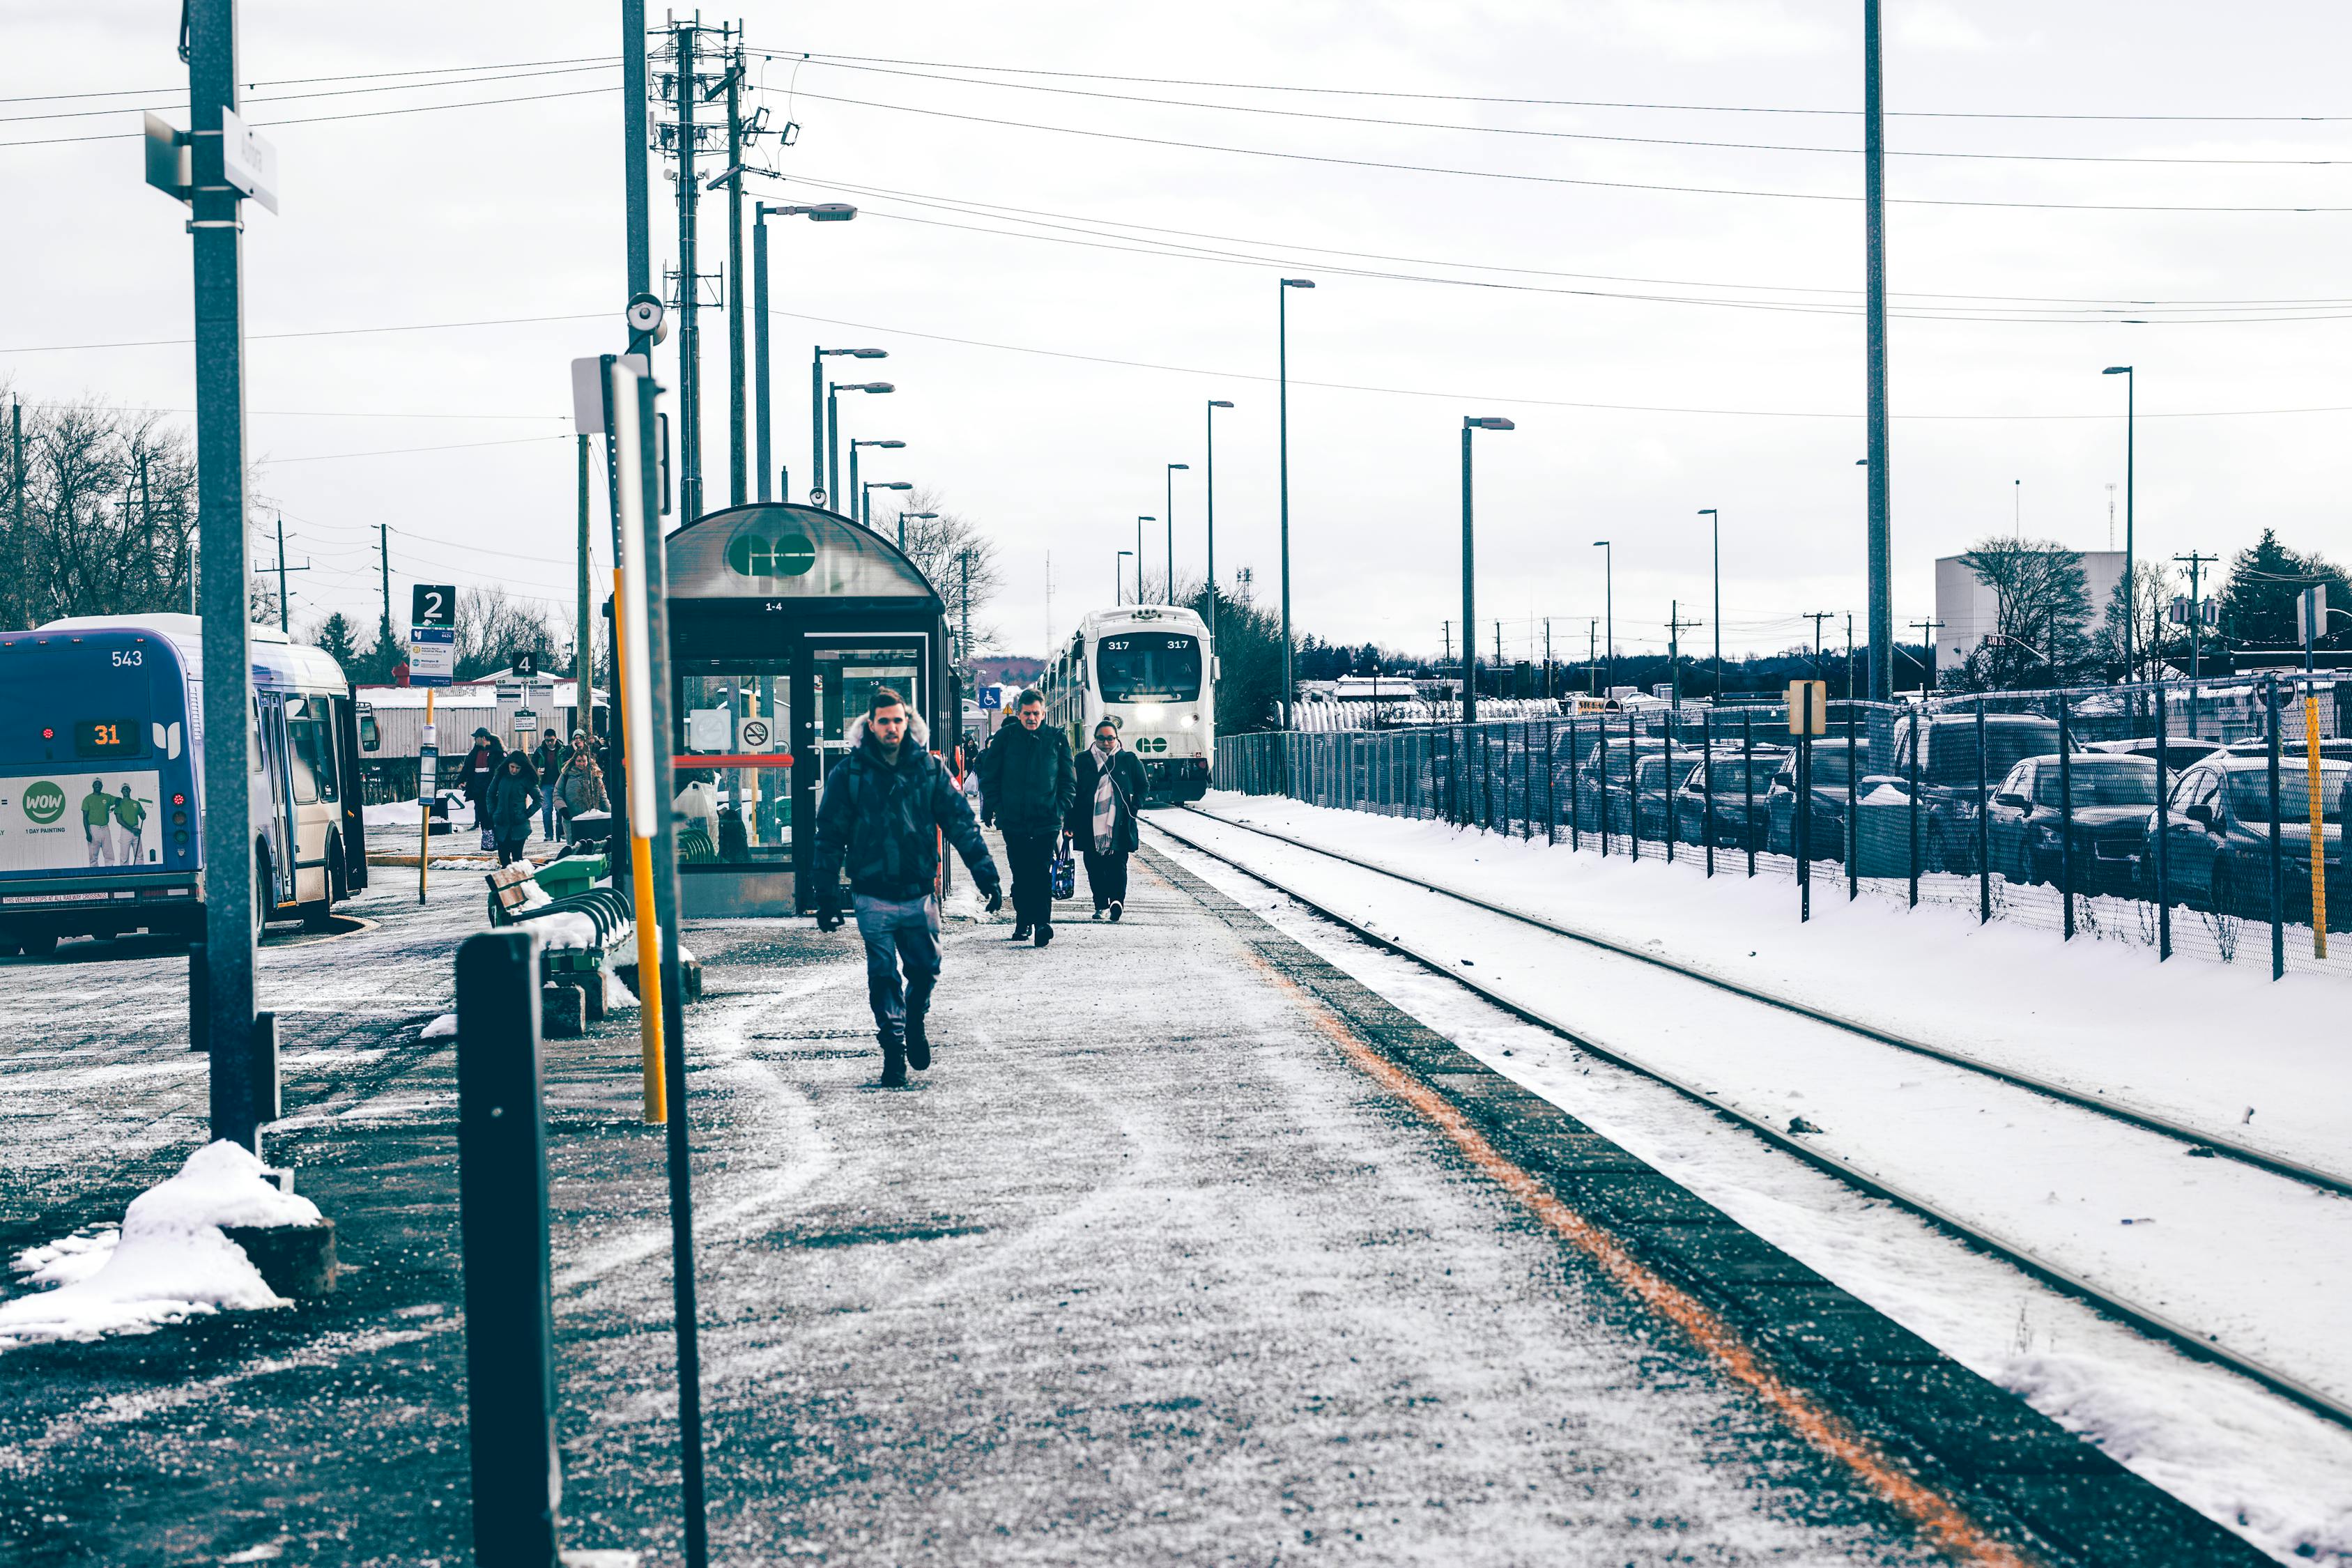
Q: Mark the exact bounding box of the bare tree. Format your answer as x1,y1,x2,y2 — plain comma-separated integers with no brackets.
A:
2099,559,2170,682
894,486,1002,655
452,584,556,679
1946,537,2094,690
0,390,199,630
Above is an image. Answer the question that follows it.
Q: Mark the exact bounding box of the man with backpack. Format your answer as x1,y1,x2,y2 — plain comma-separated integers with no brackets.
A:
977,689,1073,947
813,688,1003,1088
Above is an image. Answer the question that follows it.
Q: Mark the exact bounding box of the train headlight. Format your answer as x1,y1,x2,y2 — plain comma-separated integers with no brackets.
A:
1133,702,1164,725
1181,714,1197,728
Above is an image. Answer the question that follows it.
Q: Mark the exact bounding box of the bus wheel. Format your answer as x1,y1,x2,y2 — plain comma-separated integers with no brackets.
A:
254,845,273,939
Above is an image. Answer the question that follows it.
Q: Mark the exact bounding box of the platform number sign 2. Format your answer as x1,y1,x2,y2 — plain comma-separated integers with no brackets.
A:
410,584,456,629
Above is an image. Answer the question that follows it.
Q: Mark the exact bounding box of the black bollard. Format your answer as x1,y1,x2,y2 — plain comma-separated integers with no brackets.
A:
456,928,564,1568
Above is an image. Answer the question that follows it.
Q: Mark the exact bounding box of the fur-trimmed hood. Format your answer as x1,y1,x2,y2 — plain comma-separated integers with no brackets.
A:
843,709,930,753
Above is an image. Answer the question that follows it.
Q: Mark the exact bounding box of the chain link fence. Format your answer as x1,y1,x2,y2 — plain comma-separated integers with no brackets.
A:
1213,673,2352,982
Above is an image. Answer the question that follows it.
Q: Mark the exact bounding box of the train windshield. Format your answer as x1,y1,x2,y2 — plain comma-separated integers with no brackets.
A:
1096,632,1201,702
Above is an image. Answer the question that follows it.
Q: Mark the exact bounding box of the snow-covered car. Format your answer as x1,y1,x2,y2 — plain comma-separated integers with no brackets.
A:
2144,754,2350,922
1982,753,2160,892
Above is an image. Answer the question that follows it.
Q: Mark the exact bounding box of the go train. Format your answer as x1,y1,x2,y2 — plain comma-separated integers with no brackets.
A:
1043,605,1214,803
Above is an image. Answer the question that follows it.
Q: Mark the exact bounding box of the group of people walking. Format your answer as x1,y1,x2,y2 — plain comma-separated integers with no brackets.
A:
458,727,608,867
810,685,1148,1087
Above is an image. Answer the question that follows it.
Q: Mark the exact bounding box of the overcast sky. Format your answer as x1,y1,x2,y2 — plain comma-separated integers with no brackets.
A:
7,1,2352,667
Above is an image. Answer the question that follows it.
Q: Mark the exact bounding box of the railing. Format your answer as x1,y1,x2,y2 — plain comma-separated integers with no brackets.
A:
1213,673,2351,982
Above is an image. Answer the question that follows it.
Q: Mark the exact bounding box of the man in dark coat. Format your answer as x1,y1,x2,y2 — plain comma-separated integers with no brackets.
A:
1068,716,1147,921
461,728,503,830
976,688,1073,946
813,687,1002,1087
485,753,541,868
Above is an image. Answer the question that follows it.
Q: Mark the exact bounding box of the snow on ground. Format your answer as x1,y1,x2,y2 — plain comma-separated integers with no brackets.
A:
1149,822,2352,1566
1161,803,2352,1408
1188,794,2347,1184
418,1013,456,1039
0,1142,321,1348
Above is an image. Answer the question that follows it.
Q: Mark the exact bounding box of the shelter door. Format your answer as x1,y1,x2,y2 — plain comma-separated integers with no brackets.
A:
793,638,928,905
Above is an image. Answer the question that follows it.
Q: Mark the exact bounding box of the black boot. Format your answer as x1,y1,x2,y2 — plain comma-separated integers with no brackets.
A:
1033,922,1053,948
1011,921,1033,941
1108,900,1123,923
879,1029,907,1088
905,979,935,1072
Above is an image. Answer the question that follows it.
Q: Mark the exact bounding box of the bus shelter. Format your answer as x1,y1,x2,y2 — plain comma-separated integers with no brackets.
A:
666,503,953,916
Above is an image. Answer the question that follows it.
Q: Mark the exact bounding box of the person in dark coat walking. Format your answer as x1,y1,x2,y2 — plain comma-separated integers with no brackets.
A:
485,753,541,867
976,688,1073,946
531,732,565,842
461,728,504,830
813,687,1003,1087
1068,717,1147,921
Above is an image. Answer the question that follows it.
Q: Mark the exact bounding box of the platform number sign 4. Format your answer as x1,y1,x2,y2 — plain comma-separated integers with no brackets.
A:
410,584,456,629
514,650,538,680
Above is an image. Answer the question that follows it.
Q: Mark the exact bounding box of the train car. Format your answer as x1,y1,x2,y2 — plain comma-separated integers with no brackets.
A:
1044,605,1214,803
0,614,368,955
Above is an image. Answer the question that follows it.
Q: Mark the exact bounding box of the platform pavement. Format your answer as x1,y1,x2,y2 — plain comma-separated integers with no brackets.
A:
0,839,2259,1565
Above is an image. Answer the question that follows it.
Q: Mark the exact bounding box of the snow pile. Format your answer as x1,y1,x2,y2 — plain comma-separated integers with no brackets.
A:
939,884,987,922
528,910,601,951
0,1141,321,1348
420,1013,457,1038
1859,783,1910,804
603,969,638,1010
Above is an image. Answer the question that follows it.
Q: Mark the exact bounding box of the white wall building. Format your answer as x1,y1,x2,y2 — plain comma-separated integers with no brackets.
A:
1934,549,2126,670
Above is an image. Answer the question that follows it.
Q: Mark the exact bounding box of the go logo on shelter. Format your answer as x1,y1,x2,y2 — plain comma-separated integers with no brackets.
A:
725,530,817,579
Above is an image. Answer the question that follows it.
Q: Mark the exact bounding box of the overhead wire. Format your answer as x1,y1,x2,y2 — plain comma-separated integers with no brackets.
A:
0,53,620,106
0,61,620,125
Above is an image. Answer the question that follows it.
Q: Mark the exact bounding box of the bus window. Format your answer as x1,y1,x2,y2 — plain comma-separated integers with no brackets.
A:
285,697,332,804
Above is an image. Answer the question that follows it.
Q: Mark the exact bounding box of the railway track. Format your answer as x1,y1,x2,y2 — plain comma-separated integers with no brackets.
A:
1150,804,2352,1432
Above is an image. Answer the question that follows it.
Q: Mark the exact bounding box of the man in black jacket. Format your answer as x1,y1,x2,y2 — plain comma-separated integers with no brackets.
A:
977,689,1073,946
813,688,1002,1086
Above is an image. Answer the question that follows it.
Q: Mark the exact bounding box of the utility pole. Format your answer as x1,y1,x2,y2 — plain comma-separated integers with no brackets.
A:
1666,602,1701,712
576,435,593,733
1845,613,1856,700
1493,619,1504,701
1908,617,1945,692
8,400,22,631
1588,618,1599,696
268,515,307,633
376,523,392,654
724,38,746,510
958,548,971,670
1441,620,1452,671
1804,612,1834,686
669,20,702,522
187,0,265,1145
1862,0,1894,702
1544,617,1553,702
2176,551,2218,682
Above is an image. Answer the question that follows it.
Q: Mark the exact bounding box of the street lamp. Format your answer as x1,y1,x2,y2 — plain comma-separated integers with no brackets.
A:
1116,551,1134,606
1592,540,1613,697
2104,365,2136,684
897,508,937,552
824,379,892,513
1165,462,1190,606
862,479,912,532
1278,277,1315,728
753,201,856,502
808,346,886,506
1135,516,1155,606
1205,399,1234,650
1461,417,1515,723
1697,509,1721,698
848,437,905,530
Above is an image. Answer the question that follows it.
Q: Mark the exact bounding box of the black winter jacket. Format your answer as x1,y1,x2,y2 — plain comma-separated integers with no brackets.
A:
813,712,999,903
978,721,1074,837
1067,746,1147,854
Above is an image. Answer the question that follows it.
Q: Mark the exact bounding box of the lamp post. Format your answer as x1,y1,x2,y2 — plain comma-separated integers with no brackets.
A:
825,380,892,514
848,438,904,530
1592,540,1613,697
2104,365,2136,684
808,346,885,506
1278,277,1315,727
1460,417,1515,723
1116,551,1133,606
862,479,912,532
752,201,856,502
1204,399,1233,649
1698,509,1721,698
1164,461,1189,605
1135,517,1155,606
898,508,936,553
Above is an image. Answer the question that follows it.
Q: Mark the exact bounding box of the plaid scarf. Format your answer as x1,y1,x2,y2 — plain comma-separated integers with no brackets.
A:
1091,742,1120,854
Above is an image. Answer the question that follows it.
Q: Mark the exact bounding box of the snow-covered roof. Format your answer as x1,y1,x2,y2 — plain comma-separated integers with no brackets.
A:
356,680,601,711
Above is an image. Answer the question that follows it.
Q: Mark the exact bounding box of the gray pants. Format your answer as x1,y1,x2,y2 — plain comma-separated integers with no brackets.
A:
852,893,941,1043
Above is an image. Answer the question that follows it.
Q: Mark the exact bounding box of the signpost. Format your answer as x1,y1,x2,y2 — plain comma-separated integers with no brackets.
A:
411,584,456,902
1788,680,1827,922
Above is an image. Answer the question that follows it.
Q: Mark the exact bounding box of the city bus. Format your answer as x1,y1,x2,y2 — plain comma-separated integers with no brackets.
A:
0,614,368,956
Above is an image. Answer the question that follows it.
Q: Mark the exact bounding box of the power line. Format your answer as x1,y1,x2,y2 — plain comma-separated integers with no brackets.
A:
0,309,601,354
0,61,619,125
22,401,568,422
756,86,2352,216
0,53,620,106
0,85,615,151
760,47,2352,125
260,434,571,466
757,55,2352,167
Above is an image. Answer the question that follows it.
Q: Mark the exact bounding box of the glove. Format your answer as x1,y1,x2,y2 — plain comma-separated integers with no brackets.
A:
977,873,1004,914
815,890,844,932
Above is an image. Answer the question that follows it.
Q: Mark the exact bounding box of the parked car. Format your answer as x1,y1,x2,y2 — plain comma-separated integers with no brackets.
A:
1559,733,1682,836
2222,735,2352,761
1866,712,2062,875
1981,753,2160,892
2144,754,2350,921
2086,736,2226,771
1765,744,1857,861
1673,748,1792,850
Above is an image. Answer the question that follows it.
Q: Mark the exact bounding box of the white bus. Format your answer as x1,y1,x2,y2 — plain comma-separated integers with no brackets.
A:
1043,606,1214,803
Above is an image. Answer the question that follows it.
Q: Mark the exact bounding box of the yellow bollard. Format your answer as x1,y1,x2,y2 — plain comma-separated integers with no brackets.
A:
614,564,667,1123
2307,695,2328,960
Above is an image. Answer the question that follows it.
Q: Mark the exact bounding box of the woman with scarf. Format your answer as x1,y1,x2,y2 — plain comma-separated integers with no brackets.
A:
1066,716,1147,921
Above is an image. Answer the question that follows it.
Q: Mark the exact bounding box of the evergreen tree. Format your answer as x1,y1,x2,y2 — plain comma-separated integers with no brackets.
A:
2217,528,2351,655
310,610,360,670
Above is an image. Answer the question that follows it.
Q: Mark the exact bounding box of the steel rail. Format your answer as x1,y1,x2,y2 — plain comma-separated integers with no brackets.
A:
1146,810,2352,1432
1173,804,2352,1200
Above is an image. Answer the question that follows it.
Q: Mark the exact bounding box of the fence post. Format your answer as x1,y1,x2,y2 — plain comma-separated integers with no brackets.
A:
1597,716,1610,856
1847,703,1861,902
2153,682,2172,960
2057,692,2075,939
456,928,564,1568
1702,708,1716,877
1663,708,1677,863
1907,703,1921,909
1976,699,1991,925
2269,676,2285,980
1629,711,1643,861
1544,719,1558,843
1569,718,1583,852
1797,729,1812,921
1742,709,1755,877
